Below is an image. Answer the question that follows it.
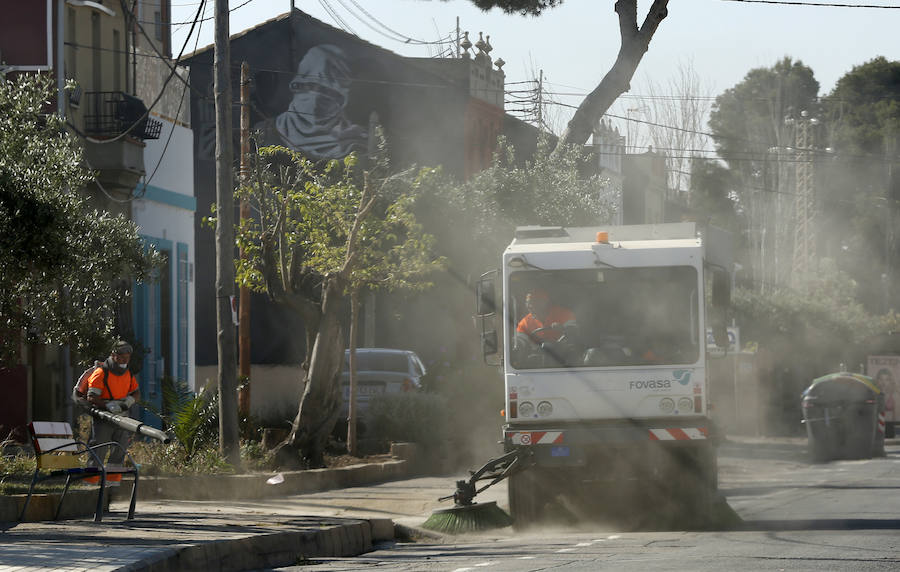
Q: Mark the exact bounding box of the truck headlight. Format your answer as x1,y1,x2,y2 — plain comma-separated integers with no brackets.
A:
659,398,675,414
519,401,535,418
678,397,694,412
537,401,553,417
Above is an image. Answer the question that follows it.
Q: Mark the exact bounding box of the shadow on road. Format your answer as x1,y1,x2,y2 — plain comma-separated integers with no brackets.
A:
719,439,808,463
737,518,900,531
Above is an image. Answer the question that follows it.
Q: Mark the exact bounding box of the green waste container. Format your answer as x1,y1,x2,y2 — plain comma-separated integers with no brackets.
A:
801,373,886,463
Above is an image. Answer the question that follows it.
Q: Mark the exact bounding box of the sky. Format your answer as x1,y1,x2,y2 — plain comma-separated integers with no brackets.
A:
170,0,900,135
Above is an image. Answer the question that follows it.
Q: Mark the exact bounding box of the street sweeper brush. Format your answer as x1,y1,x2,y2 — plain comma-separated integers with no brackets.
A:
421,501,513,533
420,448,531,534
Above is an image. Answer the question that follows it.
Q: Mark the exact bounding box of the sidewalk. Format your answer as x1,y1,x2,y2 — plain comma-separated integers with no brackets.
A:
1,499,394,572
0,469,481,572
0,453,436,572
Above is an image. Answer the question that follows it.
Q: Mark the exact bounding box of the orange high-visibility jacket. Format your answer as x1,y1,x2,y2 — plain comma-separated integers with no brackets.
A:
87,367,138,400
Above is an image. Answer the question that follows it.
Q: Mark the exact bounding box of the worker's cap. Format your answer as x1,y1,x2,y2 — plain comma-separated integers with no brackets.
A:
111,340,133,355
526,288,549,300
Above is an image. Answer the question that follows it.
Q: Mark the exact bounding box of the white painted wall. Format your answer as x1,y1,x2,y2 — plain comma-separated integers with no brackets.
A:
141,119,194,193
132,118,196,390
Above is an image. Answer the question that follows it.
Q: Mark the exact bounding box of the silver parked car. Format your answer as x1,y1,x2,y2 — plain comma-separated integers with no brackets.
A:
340,348,427,415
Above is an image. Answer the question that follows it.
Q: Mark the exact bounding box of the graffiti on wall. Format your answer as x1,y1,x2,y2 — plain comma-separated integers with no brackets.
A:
255,44,367,159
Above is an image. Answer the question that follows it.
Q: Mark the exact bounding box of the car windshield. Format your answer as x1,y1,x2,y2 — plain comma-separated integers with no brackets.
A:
345,352,410,373
508,266,700,369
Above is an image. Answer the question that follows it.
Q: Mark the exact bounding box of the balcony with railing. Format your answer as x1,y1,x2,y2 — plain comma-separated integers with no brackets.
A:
83,91,162,140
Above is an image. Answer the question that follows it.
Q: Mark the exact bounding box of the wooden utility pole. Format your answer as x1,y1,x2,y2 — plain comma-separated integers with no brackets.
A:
536,69,543,128
214,0,240,467
238,61,251,418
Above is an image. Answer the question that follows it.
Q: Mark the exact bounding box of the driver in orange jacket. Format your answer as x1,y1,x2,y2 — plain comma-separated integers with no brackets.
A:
516,288,577,346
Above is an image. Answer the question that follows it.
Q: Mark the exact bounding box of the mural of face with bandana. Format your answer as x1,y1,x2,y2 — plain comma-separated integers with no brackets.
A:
273,44,367,159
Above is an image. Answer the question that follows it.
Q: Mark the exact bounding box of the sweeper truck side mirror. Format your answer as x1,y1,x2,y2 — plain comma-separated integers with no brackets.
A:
481,330,498,356
475,276,496,317
475,272,501,365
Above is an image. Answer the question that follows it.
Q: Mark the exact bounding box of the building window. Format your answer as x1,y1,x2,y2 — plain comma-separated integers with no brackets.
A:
91,12,100,93
113,30,121,92
154,10,162,41
67,8,76,77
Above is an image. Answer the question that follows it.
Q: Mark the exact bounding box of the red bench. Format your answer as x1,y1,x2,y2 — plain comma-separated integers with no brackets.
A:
19,421,139,522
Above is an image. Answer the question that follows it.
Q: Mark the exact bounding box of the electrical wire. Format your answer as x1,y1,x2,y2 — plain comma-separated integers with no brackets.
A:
334,0,452,45
318,0,357,36
72,0,206,202
166,0,256,26
70,0,206,146
543,80,719,102
135,1,206,198
67,3,900,173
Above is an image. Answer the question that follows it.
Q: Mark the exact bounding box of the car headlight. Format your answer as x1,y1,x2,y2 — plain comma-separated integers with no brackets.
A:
659,398,675,414
537,401,553,417
518,401,535,418
678,397,694,412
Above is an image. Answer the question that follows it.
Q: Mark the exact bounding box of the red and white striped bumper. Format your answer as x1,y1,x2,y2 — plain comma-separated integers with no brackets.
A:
508,431,564,446
649,427,709,440
506,426,710,446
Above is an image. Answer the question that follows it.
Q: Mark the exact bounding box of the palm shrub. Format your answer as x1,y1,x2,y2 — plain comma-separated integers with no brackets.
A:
160,378,219,456
131,378,279,474
127,379,225,475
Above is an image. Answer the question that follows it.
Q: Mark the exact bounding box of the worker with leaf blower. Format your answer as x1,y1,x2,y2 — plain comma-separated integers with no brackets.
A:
82,340,141,485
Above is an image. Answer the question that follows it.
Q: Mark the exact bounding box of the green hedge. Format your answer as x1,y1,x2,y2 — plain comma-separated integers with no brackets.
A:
365,392,449,452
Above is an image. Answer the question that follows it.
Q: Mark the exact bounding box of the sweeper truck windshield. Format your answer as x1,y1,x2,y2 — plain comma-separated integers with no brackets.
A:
508,266,700,369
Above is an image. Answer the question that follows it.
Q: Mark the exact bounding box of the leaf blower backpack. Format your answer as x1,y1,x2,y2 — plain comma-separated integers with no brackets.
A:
72,361,110,409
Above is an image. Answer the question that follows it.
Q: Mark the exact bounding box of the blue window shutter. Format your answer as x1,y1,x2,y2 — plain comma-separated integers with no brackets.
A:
177,243,189,383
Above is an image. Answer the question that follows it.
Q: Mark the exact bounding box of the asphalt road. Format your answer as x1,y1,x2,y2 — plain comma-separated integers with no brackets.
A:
258,438,900,571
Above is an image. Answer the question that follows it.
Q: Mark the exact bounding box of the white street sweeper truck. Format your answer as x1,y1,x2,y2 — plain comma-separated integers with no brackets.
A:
434,223,733,530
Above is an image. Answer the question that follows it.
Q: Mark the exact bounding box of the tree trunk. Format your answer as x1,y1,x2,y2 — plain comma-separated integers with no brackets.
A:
556,0,669,149
347,288,360,456
275,275,345,468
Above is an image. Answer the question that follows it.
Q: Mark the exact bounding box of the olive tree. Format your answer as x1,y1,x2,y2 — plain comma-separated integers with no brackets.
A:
0,73,161,366
232,147,443,468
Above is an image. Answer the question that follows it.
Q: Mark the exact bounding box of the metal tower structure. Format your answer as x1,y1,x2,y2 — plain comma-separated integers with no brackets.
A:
772,144,794,289
791,111,817,290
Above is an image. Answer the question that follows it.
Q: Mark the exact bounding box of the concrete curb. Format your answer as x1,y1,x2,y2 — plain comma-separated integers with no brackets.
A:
105,456,417,569
1,441,461,570
0,490,110,522
0,459,416,569
126,518,387,572
128,459,410,501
